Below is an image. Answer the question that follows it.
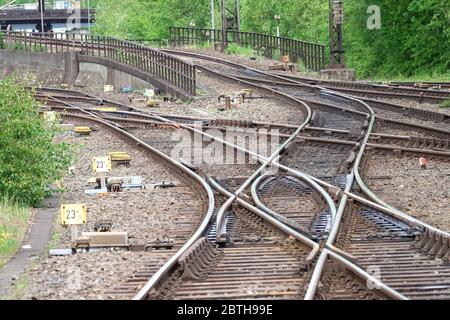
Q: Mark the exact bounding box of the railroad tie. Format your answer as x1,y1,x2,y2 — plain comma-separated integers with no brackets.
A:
178,237,222,281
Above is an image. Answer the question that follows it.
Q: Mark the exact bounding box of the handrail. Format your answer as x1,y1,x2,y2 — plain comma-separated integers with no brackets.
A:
169,26,326,71
1,31,197,96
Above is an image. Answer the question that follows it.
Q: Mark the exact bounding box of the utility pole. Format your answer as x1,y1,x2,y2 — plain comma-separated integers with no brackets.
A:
38,0,45,33
221,0,227,50
87,0,91,34
210,0,215,42
221,0,241,50
328,0,345,68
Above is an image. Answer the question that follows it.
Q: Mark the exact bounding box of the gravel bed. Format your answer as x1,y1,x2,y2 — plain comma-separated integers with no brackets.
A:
365,151,450,232
57,125,204,246
23,251,153,300
75,76,306,126
19,120,206,300
377,98,450,117
128,128,270,180
371,108,450,132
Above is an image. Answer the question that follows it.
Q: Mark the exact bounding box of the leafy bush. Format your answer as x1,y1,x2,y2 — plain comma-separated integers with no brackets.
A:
224,43,257,57
0,76,73,206
0,32,4,49
11,43,26,50
31,44,45,52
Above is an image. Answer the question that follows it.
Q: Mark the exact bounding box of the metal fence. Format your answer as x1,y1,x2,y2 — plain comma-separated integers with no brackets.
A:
169,27,326,71
1,31,196,96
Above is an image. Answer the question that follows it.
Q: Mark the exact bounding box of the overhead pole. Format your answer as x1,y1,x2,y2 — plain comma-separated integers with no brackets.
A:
88,0,91,34
235,0,240,42
221,0,240,50
38,0,45,34
221,0,227,50
210,0,215,43
328,0,345,68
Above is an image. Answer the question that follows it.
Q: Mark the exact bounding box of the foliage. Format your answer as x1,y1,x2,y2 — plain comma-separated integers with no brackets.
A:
0,32,4,49
224,43,257,57
93,0,210,41
44,0,449,80
0,76,73,206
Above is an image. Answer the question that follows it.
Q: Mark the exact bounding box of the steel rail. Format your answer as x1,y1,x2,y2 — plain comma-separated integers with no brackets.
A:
53,112,216,301
250,167,337,232
208,177,320,265
307,248,408,300
250,175,314,236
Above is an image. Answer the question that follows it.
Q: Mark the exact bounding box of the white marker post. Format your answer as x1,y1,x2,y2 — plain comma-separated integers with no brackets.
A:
60,204,87,250
92,156,112,193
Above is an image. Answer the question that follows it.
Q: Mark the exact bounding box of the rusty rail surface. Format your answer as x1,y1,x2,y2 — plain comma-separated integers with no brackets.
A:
1,31,197,96
169,26,326,72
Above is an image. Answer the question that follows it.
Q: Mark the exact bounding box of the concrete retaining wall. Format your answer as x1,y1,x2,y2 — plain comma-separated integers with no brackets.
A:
0,49,189,98
0,50,66,85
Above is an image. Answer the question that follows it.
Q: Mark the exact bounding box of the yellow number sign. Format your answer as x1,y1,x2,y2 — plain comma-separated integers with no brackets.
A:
60,204,87,225
92,157,112,173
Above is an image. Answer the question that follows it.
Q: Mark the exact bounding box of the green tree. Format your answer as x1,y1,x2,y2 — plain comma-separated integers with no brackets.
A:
93,0,210,40
0,76,73,206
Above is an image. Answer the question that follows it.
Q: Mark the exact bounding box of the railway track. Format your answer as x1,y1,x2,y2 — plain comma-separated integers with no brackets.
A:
362,148,450,231
31,47,450,300
55,112,215,299
333,200,450,300
269,73,450,104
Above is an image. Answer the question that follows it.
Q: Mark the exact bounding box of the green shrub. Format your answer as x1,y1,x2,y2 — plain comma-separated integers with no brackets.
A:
224,43,257,57
11,43,26,51
0,33,4,49
31,44,45,52
0,76,73,206
440,100,450,109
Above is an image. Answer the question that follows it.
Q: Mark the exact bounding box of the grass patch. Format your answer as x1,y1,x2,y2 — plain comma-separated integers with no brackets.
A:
0,199,30,269
440,100,450,109
224,43,257,57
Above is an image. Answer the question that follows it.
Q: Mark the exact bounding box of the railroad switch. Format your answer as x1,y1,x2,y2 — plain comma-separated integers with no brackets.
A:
94,220,114,232
104,85,114,92
121,86,133,93
146,237,174,250
94,107,117,112
74,126,92,135
109,152,132,165
75,237,91,251
146,99,159,108
80,232,129,248
85,176,144,194
268,63,287,71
